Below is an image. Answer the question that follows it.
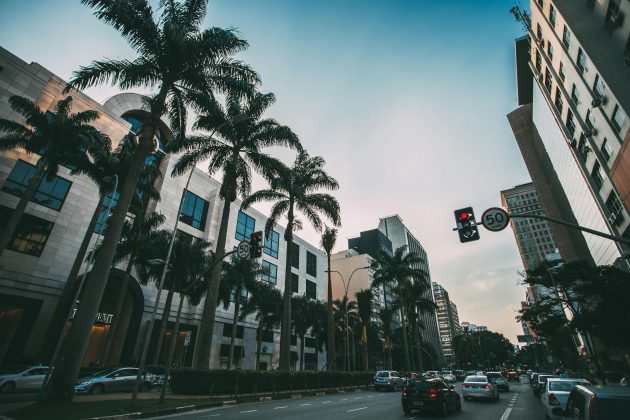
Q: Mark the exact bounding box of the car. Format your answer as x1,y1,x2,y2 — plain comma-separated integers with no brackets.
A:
542,378,591,420
551,384,630,419
461,375,499,401
486,371,510,392
454,370,465,381
373,370,404,391
401,378,461,416
425,370,440,379
74,367,150,395
507,371,520,382
0,366,49,393
441,371,456,383
535,374,558,397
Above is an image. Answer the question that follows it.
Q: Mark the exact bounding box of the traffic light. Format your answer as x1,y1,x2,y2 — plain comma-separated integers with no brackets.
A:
454,207,480,243
250,231,263,258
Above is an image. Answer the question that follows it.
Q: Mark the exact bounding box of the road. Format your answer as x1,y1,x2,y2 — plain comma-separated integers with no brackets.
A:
153,379,546,420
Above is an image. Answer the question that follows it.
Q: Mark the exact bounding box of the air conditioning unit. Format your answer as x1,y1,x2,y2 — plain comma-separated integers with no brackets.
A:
591,96,607,108
538,73,544,82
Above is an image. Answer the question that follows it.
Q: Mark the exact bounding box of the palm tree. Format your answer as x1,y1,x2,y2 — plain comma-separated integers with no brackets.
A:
333,296,357,371
46,1,260,399
221,257,265,369
239,281,283,370
355,289,374,371
320,226,337,370
292,295,319,371
405,279,437,372
0,95,109,257
370,246,425,372
168,91,300,368
378,307,395,370
242,151,341,370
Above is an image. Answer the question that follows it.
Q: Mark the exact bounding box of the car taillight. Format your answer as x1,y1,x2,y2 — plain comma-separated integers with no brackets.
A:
461,384,467,389
589,394,597,419
428,389,438,398
548,393,560,406
484,385,492,389
402,388,407,397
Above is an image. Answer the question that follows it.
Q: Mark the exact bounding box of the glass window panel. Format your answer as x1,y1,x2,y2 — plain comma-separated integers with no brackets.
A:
612,105,626,132
235,211,255,241
1,160,72,211
291,243,300,269
263,229,279,258
0,206,54,257
306,280,316,299
180,190,209,231
261,260,277,285
291,273,299,293
306,251,317,277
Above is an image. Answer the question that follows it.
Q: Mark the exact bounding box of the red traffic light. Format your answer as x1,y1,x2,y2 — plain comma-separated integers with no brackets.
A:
460,212,469,220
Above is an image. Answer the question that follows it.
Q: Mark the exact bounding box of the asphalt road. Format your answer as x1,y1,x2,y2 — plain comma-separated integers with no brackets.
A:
153,379,546,420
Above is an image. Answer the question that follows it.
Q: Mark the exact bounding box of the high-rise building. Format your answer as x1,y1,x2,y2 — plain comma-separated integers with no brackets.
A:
432,283,461,366
378,215,444,365
508,1,630,270
501,182,561,270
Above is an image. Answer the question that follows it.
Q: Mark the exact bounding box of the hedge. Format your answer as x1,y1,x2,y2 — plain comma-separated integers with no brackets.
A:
170,369,374,395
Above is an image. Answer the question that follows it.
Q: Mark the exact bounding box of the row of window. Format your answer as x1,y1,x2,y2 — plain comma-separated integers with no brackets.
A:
221,323,316,347
260,259,317,298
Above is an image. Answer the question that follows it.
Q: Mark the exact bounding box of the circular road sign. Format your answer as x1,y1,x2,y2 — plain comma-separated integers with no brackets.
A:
481,207,510,232
237,240,251,259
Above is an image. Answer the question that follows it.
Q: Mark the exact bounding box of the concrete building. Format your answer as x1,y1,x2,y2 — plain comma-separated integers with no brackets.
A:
508,1,630,270
0,46,327,370
461,322,477,332
501,182,561,271
431,283,461,366
378,215,445,366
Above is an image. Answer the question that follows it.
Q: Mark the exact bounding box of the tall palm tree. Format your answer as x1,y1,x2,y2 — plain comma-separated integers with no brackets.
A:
320,226,337,370
221,257,265,369
378,307,395,370
405,279,437,372
292,295,319,371
242,151,341,370
333,296,358,371
168,92,300,368
370,246,424,372
46,1,260,400
239,281,283,370
355,289,374,371
0,95,109,257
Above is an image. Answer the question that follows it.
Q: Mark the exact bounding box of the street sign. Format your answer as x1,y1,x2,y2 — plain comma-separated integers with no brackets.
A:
237,240,251,259
481,207,510,232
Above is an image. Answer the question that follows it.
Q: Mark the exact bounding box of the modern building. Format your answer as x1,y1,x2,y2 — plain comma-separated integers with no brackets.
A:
431,283,461,366
329,249,381,307
508,1,630,271
501,182,561,271
461,322,477,332
377,215,445,366
0,46,327,371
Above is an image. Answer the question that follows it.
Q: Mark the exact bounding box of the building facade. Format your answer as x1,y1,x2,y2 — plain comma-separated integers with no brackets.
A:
0,46,327,370
431,282,461,366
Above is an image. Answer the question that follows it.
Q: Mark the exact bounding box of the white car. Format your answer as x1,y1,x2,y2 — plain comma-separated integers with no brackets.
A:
461,375,499,401
441,371,456,383
542,378,590,420
0,366,49,393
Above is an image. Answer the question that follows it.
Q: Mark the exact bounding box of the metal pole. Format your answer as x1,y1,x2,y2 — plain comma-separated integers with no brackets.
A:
131,168,194,402
38,174,118,401
159,295,184,403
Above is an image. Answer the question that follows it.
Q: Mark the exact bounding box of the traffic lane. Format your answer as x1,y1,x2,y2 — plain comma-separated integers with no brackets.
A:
506,380,546,420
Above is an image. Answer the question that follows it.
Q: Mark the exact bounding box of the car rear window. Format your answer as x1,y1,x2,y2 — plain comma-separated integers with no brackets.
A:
376,371,390,377
407,380,434,390
465,376,487,383
549,381,586,392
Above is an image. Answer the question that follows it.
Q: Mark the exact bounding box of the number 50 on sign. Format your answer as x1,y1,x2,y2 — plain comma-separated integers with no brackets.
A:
481,207,510,232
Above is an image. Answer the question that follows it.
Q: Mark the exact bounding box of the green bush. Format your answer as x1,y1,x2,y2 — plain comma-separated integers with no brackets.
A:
170,369,374,395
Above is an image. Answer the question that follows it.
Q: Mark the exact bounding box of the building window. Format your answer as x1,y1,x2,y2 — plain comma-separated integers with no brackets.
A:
577,134,588,160
536,23,543,42
612,105,626,133
1,160,72,211
291,273,299,293
605,1,623,35
304,337,317,348
235,211,255,241
577,48,587,74
571,84,580,104
222,323,244,339
593,75,605,99
305,280,317,299
0,206,54,257
562,25,570,49
566,110,576,137
263,229,279,258
547,42,554,61
262,329,274,343
591,161,604,190
601,138,612,161
559,62,566,81
606,191,624,225
549,4,556,27
306,251,317,277
180,190,209,231
585,110,595,129
261,260,277,285
535,50,542,72
291,242,300,269
537,0,543,9
554,88,564,114
544,68,552,93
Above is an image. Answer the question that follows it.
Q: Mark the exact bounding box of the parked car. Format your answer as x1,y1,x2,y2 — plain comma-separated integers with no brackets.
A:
454,370,465,382
507,371,520,382
486,372,510,392
0,366,49,393
74,367,150,395
552,384,630,419
461,375,499,401
374,370,404,391
441,371,456,383
542,378,591,420
401,378,461,416
535,374,558,397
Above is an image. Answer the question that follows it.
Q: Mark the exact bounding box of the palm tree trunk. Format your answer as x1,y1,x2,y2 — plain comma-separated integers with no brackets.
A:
44,126,154,402
361,323,368,371
351,331,356,371
0,158,46,257
326,253,335,371
193,196,233,368
413,322,424,371
279,208,294,371
399,302,411,371
159,294,185,404
153,289,175,365
228,286,241,369
39,199,103,362
299,334,305,371
256,314,264,370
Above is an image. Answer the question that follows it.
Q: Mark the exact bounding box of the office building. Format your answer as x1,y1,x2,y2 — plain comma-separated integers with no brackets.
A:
432,283,461,366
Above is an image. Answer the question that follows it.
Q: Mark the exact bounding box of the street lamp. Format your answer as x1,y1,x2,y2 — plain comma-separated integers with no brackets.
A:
326,266,370,371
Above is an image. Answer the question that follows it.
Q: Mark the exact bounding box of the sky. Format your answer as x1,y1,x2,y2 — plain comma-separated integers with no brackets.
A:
0,0,532,343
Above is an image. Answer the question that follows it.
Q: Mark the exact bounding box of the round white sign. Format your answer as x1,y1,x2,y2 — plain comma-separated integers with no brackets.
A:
237,240,251,258
481,207,510,232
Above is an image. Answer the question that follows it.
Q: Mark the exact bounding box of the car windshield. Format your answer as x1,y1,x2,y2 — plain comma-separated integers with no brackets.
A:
549,381,586,392
407,380,434,390
465,376,487,383
376,372,390,377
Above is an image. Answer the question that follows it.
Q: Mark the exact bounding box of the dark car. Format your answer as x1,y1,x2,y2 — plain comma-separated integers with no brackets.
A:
401,378,461,416
552,384,630,420
507,371,520,382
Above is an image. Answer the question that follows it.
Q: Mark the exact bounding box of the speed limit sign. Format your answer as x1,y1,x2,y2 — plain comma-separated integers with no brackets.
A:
481,207,510,232
237,240,251,259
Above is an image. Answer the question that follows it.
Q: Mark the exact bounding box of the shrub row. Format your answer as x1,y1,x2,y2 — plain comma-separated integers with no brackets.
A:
170,369,374,395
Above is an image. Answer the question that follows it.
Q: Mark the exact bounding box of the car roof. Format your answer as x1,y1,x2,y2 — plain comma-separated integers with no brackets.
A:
547,377,588,382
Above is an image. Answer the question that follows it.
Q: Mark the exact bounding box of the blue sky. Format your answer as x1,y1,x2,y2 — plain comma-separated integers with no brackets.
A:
0,0,532,342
